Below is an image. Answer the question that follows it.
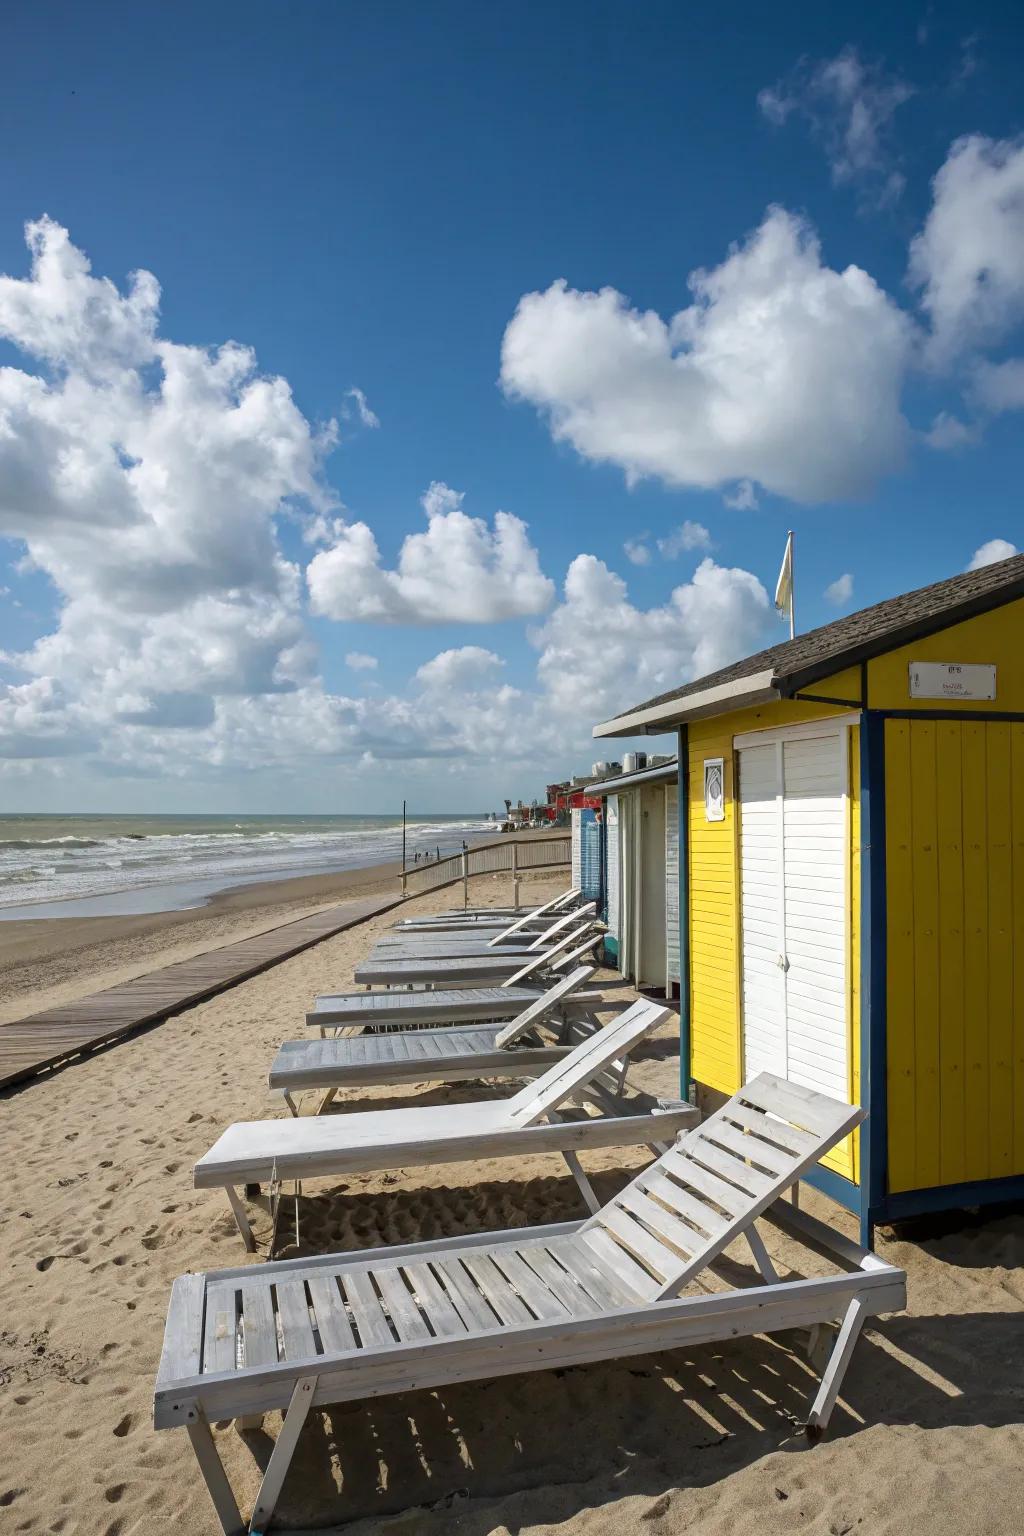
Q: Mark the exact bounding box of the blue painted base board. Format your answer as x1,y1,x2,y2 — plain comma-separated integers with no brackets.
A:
877,1171,1024,1225
802,1163,860,1214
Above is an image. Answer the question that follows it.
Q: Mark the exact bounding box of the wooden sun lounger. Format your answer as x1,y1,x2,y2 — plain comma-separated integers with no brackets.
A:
353,922,602,987
394,888,581,931
271,968,600,1110
158,1073,906,1535
373,904,599,958
306,962,602,1035
305,981,601,1034
196,999,692,1251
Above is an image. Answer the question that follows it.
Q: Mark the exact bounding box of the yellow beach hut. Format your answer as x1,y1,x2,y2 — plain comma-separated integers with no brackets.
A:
594,554,1024,1244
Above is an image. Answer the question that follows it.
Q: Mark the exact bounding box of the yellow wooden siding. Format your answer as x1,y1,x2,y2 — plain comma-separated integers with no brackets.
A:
688,723,740,1095
688,708,861,1182
868,597,1024,711
885,718,1024,1192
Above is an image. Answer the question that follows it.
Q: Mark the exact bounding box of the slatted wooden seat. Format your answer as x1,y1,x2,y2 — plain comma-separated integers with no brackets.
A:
305,977,601,1034
374,903,598,958
393,888,581,931
353,921,602,987
273,969,599,1110
197,999,692,1251
157,1072,906,1535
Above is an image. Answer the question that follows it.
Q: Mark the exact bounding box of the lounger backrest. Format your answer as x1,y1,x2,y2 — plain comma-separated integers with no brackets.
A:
549,929,603,972
505,999,669,1124
502,923,600,985
520,902,597,952
487,888,581,944
581,1073,864,1300
493,965,596,1048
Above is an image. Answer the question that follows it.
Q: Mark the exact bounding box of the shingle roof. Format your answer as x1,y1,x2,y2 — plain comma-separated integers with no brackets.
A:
605,552,1024,726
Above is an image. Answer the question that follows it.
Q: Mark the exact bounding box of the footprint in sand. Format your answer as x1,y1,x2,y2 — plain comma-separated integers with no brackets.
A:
103,1484,127,1504
112,1413,136,1438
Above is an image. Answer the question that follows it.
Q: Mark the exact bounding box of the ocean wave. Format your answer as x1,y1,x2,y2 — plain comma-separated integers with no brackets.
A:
0,816,499,910
0,837,102,850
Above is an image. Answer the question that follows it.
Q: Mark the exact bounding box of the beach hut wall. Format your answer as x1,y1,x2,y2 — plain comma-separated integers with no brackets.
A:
592,553,1024,1242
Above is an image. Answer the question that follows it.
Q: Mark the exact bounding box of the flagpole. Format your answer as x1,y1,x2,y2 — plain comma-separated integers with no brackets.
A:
787,529,795,638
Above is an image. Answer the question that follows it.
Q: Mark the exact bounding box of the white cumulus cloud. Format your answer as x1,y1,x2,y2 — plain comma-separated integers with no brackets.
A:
501,206,912,505
922,411,979,450
657,520,712,557
967,538,1019,570
723,480,759,511
306,482,555,624
972,358,1024,414
345,651,378,672
825,572,854,606
415,646,505,690
0,216,334,761
623,537,652,566
532,555,773,723
910,136,1024,363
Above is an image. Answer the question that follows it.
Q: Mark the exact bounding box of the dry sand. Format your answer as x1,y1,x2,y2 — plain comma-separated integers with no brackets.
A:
0,859,403,1026
1,872,1023,1535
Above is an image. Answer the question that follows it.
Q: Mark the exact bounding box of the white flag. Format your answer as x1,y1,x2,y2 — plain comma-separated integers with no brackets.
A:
775,531,794,634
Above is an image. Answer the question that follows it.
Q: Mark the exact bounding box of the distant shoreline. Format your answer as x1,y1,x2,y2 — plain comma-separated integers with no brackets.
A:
0,814,500,920
0,829,568,1025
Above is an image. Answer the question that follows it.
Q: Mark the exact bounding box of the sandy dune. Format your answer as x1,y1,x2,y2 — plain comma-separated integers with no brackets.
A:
1,874,1023,1535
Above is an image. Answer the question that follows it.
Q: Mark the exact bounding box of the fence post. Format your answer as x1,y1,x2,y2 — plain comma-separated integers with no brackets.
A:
462,850,468,909
511,838,520,910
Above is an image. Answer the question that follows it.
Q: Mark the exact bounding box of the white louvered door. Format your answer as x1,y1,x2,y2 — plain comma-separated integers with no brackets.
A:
738,728,849,1103
738,742,787,1080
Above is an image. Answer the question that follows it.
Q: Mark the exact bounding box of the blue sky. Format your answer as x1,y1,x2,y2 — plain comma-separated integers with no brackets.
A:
0,1,1022,812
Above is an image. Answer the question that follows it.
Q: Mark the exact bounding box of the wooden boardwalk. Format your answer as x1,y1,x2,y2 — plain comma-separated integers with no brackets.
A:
0,893,402,1092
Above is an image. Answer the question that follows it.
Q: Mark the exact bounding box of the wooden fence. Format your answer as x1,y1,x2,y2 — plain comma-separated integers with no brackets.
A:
402,834,570,899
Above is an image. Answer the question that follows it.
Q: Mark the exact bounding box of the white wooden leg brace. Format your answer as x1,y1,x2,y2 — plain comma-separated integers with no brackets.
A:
806,1295,867,1438
249,1375,318,1532
225,1186,255,1252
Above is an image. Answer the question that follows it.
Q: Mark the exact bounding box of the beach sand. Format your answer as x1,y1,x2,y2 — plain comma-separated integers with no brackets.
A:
1,873,1023,1535
0,859,402,1026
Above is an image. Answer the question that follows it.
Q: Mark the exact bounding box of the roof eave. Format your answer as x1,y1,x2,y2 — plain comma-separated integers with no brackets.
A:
593,670,779,737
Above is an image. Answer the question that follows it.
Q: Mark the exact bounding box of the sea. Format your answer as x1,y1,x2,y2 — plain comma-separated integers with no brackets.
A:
0,813,498,919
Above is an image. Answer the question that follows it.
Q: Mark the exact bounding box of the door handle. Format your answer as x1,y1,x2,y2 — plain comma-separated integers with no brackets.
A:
776,953,790,972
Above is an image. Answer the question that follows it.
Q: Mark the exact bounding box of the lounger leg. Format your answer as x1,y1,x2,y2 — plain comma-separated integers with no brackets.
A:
225,1186,256,1253
248,1375,318,1534
186,1407,245,1536
745,1223,780,1284
805,1295,867,1439
316,1087,338,1115
561,1149,600,1213
283,1092,300,1119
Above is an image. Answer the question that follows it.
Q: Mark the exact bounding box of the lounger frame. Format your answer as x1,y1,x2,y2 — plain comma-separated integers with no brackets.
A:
155,1199,905,1536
